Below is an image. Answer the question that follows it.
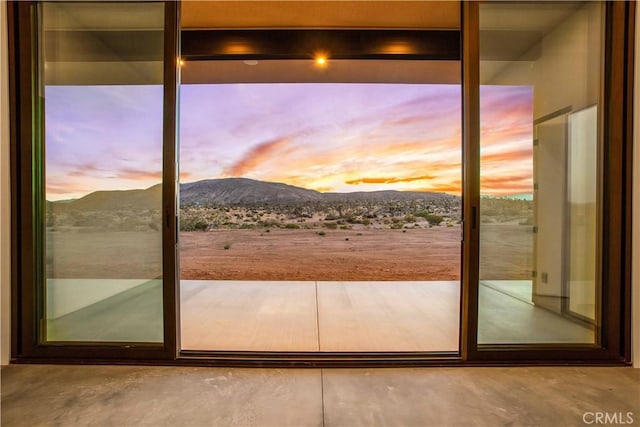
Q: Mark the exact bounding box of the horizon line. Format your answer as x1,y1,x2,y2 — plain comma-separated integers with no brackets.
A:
46,176,535,202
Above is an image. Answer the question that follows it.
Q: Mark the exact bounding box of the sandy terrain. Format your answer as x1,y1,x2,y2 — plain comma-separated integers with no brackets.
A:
46,230,163,279
46,224,532,281
180,227,462,281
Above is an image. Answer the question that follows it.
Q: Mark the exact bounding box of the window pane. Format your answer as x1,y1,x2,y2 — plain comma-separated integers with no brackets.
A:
42,2,164,342
478,2,602,345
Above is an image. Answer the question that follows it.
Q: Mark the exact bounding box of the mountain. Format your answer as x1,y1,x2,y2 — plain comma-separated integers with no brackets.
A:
181,178,458,205
50,178,458,211
50,184,162,212
180,178,325,205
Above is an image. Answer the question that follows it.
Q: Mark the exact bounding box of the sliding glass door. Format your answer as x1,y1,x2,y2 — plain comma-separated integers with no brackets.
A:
41,2,166,343
465,1,632,362
11,1,178,358
477,1,603,345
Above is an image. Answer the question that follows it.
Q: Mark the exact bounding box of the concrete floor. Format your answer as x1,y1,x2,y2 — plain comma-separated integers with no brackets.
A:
181,280,460,351
1,365,638,426
180,280,594,351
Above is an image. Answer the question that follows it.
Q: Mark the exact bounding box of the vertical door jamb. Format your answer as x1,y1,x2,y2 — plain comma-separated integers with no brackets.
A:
461,0,480,361
162,0,180,360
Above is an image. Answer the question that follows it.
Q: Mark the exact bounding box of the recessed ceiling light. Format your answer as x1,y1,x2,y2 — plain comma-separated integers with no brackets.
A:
314,55,328,67
243,60,259,66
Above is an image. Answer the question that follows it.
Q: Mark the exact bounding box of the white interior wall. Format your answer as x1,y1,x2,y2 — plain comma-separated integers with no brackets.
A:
1,0,12,366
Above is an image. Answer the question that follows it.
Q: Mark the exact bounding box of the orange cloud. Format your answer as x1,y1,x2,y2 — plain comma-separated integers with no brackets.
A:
480,148,532,164
480,173,533,195
224,137,290,176
64,164,104,178
345,175,435,185
413,181,462,194
315,186,334,193
369,136,460,159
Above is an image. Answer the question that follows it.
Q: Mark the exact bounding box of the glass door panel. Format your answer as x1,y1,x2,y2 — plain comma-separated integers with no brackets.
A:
41,2,165,342
178,59,462,352
477,1,603,345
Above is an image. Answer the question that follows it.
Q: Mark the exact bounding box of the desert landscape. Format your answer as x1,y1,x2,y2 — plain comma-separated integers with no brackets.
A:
180,228,461,281
46,178,533,281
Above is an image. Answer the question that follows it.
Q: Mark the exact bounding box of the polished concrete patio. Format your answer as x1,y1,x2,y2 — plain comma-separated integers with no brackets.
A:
180,280,594,351
180,280,460,352
2,364,638,426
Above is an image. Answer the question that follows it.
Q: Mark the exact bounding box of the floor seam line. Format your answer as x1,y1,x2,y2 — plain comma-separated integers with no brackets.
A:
320,368,326,427
315,280,321,352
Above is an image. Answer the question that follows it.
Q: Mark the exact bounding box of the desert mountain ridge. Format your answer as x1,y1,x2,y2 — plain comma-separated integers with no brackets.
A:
49,177,460,211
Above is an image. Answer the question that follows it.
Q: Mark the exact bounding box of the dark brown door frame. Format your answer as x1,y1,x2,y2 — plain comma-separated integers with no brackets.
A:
162,0,181,363
8,1,634,366
460,0,479,363
9,1,180,362
177,27,466,365
462,1,635,363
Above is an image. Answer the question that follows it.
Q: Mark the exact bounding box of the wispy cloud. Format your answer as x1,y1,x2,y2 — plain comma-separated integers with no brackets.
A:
345,175,435,185
480,148,533,164
223,137,292,176
480,173,533,195
115,169,162,181
46,83,533,200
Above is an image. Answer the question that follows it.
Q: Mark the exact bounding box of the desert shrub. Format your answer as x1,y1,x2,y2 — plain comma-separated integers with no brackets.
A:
404,215,416,223
46,211,55,227
223,243,231,250
426,214,444,226
284,223,300,229
414,210,431,219
317,231,326,236
180,216,208,231
324,222,338,230
258,220,279,228
72,214,94,227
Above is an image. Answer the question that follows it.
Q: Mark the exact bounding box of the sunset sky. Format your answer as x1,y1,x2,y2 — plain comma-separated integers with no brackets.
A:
45,83,532,201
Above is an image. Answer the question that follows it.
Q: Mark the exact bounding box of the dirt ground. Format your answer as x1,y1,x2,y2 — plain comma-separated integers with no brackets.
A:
46,224,532,281
180,227,462,281
180,225,532,281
